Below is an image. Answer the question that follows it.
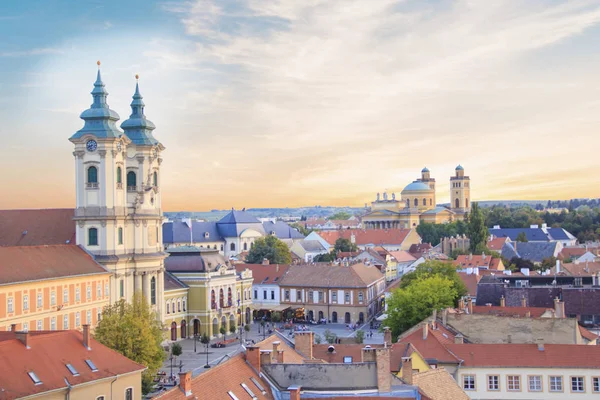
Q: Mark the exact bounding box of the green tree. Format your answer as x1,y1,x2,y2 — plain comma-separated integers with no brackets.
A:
219,326,227,339
329,211,352,220
94,293,165,394
385,276,457,340
540,256,557,272
314,251,336,262
399,260,467,300
246,235,292,264
314,334,322,344
516,232,528,242
171,342,182,358
467,203,489,253
289,222,312,236
323,329,338,344
334,238,358,253
355,329,365,344
229,324,237,336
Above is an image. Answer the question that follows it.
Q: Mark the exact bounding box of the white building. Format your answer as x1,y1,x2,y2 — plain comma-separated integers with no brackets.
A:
235,262,290,318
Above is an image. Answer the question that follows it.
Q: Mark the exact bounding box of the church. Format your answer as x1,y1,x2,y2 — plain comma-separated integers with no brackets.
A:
361,166,471,229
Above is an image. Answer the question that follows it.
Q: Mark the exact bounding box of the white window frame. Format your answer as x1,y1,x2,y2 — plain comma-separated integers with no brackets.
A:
7,297,13,313
63,314,69,329
463,375,476,391
571,376,585,393
528,375,542,392
51,291,56,306
87,285,92,300
37,293,43,308
23,294,29,310
550,376,563,392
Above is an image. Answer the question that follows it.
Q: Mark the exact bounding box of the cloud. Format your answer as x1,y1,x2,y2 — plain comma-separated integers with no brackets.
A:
0,47,65,57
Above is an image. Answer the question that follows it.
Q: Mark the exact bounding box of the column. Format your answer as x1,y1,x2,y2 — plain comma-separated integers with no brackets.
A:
157,268,165,321
135,272,143,294
142,273,150,303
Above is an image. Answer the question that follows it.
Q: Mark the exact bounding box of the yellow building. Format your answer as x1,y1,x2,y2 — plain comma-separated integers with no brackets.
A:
362,166,471,229
0,245,111,332
164,247,253,340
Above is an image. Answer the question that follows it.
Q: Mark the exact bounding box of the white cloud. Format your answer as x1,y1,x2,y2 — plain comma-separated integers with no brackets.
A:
1,47,65,57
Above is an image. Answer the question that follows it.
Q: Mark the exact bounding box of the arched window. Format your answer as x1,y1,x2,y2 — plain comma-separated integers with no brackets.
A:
230,243,235,252
127,171,136,190
227,288,232,307
219,289,224,308
150,277,156,305
88,228,98,246
220,244,224,251
423,198,427,206
178,300,181,312
116,166,122,185
414,198,418,207
153,171,158,187
87,166,98,184
211,290,216,309
183,299,186,311
455,198,460,208
180,320,187,339
243,242,247,251
466,198,469,208
118,227,123,245
406,199,410,207
166,302,170,314
430,198,433,206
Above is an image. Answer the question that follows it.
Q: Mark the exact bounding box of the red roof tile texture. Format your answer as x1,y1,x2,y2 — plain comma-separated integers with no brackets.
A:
279,263,384,288
0,209,75,246
0,330,145,399
0,245,109,285
317,229,412,247
470,305,551,318
453,255,493,269
312,343,384,364
397,324,460,364
457,272,480,296
235,264,290,285
487,237,508,251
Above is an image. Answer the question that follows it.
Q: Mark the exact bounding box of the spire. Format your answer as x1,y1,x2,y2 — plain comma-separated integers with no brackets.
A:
120,74,159,146
129,74,145,117
91,61,109,108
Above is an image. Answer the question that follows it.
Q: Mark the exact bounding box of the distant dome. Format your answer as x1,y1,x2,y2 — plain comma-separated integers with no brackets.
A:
402,182,432,192
421,167,430,173
455,165,464,171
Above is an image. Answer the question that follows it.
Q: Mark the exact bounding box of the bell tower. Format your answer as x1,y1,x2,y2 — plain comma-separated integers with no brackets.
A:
450,165,471,216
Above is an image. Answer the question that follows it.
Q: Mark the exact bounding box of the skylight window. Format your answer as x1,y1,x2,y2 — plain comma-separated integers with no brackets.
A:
250,377,267,394
85,359,98,372
273,277,279,282
227,391,239,400
28,371,42,385
241,383,257,399
66,364,79,376
343,356,353,363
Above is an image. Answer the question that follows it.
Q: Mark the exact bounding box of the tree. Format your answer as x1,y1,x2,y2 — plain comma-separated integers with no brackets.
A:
246,235,292,264
385,276,457,340
329,211,352,220
314,334,322,344
540,256,557,271
229,324,237,336
355,329,365,344
516,232,528,242
509,257,534,271
314,251,336,262
171,342,182,358
289,222,312,236
467,202,489,253
219,326,226,339
334,238,358,253
94,293,165,394
399,260,467,300
323,329,338,344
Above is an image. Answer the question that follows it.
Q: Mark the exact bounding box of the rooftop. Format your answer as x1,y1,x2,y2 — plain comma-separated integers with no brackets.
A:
234,263,289,285
279,263,384,289
316,229,413,247
0,209,75,246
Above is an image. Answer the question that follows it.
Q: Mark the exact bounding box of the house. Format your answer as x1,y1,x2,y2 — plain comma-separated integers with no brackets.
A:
500,241,562,264
440,235,470,256
490,224,577,246
0,209,76,246
454,254,505,271
235,262,290,320
457,272,481,301
559,246,599,262
389,250,417,278
0,326,145,399
278,263,386,324
305,228,421,253
486,236,510,253
289,239,328,262
408,243,433,259
301,218,362,230
349,247,398,281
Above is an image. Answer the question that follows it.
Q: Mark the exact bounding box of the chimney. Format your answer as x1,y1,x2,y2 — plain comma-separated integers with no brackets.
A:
507,334,512,343
260,350,272,366
277,350,284,364
361,347,377,362
288,385,301,400
376,348,391,392
525,311,531,318
454,334,464,344
442,309,448,326
467,297,473,314
458,298,465,311
401,357,413,385
500,295,506,307
82,324,91,350
16,331,30,349
178,371,192,397
554,297,565,318
521,296,527,307
246,346,261,372
272,341,280,363
514,241,517,252
537,338,544,351
294,332,314,359
383,327,392,346
276,264,280,272
262,258,270,265
422,323,429,340
556,259,561,274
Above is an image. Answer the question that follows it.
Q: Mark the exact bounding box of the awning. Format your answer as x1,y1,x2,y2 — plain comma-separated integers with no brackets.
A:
253,303,291,312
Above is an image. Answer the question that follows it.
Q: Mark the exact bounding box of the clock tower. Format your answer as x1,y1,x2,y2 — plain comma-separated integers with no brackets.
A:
69,64,166,320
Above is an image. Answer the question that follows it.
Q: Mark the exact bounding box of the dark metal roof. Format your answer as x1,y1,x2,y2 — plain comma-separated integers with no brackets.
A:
490,228,549,242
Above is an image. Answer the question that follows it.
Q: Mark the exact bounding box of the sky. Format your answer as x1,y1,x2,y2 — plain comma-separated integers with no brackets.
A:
1,0,600,211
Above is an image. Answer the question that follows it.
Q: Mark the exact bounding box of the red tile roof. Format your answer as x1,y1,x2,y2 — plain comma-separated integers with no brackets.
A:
453,255,493,269
164,271,188,291
0,245,109,286
312,343,385,364
558,247,588,260
397,324,460,364
279,263,384,288
457,272,480,297
0,330,145,399
408,243,432,258
579,326,599,342
0,209,75,246
470,305,551,318
487,237,508,252
317,229,412,247
235,264,290,285
155,353,272,399
446,343,600,368
389,251,417,263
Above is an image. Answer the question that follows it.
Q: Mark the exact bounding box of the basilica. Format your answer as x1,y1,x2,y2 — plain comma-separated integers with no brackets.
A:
361,166,471,229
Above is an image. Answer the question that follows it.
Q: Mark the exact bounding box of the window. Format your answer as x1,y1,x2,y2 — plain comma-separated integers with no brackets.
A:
244,242,247,251
96,284,101,299
37,320,42,331
63,314,69,329
183,299,186,311
318,291,324,303
284,290,290,301
211,290,216,309
23,322,29,331
88,228,98,246
23,294,29,310
241,383,256,399
87,166,98,186
358,292,364,303
51,291,56,306
230,242,235,252
75,312,80,327
263,290,267,300
332,292,337,302
166,302,170,314
413,198,418,207
104,283,109,297
125,388,133,400
87,310,92,324
463,375,475,390
66,363,79,376
75,287,80,301
271,290,275,300
116,166,122,186
86,285,91,300
127,171,137,190
85,359,98,372
119,279,124,298
253,290,257,299
153,171,158,187
51,317,56,331
487,375,499,391
308,290,313,302
508,375,521,391
97,397,105,400
28,371,42,385
345,292,350,303
37,293,42,308
593,377,600,393
150,277,156,305
529,376,542,392
296,290,301,302
118,227,123,245
177,300,181,313
571,376,585,393
423,198,427,206
343,356,353,363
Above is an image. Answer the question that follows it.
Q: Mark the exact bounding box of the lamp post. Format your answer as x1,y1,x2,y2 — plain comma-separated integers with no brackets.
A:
193,333,198,353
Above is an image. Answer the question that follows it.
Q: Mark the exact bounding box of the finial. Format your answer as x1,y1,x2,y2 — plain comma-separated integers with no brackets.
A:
97,60,101,67
135,74,139,80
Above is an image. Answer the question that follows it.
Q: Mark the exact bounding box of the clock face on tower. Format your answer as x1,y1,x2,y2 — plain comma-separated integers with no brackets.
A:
86,140,98,152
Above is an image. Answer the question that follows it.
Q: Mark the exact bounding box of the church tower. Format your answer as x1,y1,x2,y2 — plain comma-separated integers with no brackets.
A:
450,165,471,216
419,167,436,207
69,64,166,320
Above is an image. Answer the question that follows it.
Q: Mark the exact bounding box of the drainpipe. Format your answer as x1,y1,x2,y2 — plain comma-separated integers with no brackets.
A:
110,374,118,399
64,378,72,400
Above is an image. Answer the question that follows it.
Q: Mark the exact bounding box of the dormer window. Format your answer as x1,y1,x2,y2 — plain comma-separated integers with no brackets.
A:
85,359,98,372
66,364,79,376
28,371,42,385
204,232,209,239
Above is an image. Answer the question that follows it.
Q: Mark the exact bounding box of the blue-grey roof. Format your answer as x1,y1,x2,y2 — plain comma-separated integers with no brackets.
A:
120,81,160,146
262,221,305,239
502,241,559,263
70,69,123,141
421,167,430,173
500,242,518,260
218,210,261,224
489,228,549,242
299,239,327,252
546,228,575,241
163,221,221,244
456,165,464,170
401,182,432,192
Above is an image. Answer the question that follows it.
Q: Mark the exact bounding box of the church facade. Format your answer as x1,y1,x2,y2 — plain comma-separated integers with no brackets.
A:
362,166,471,229
69,66,167,321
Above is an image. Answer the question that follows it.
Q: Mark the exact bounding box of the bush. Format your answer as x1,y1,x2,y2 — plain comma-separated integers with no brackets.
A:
323,329,337,344
171,342,182,357
355,329,365,344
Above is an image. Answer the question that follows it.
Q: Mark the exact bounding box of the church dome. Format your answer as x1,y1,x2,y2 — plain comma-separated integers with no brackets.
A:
401,182,432,192
421,167,430,173
455,165,464,171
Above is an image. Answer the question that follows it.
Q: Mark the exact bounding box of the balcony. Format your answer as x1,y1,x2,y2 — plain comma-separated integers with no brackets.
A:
127,186,137,192
116,183,123,189
86,183,99,189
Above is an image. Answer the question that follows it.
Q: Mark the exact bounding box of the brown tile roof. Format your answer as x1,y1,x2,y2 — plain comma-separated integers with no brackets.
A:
412,368,469,400
164,271,188,291
470,305,551,318
312,343,384,364
235,264,290,285
408,243,432,258
254,334,306,364
558,247,589,260
579,326,599,342
0,245,109,286
446,343,600,368
397,324,460,365
457,272,480,297
558,261,600,276
453,255,493,269
0,209,75,246
385,279,402,294
279,263,384,289
390,343,421,372
389,250,417,263
317,229,412,247
336,251,362,258
487,237,508,252
155,353,272,399
0,330,145,399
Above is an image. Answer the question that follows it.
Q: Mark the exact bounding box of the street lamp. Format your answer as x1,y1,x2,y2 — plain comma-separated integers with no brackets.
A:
200,333,211,369
193,333,198,353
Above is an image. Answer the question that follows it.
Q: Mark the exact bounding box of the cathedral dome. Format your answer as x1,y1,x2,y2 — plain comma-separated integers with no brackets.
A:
455,165,464,171
401,182,432,193
421,167,430,173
